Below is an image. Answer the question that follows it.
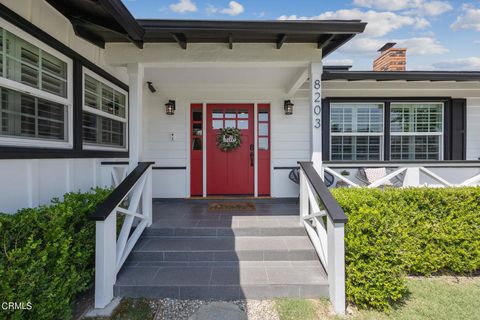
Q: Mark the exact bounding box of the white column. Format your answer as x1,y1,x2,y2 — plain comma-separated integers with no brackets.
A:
127,63,145,172
299,169,308,224
94,212,117,309
327,217,346,315
309,62,323,172
143,167,153,227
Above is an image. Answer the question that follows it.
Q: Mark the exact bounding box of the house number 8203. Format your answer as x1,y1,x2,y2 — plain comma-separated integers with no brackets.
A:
313,79,321,129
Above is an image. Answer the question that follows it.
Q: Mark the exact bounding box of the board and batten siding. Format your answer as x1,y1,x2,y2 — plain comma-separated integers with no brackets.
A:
467,98,480,160
0,0,128,212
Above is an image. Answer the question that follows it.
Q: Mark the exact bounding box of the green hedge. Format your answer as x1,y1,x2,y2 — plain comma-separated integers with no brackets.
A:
0,188,110,320
332,187,480,311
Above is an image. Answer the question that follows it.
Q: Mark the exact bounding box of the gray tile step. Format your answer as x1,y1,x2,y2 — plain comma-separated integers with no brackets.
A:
128,236,317,262
143,226,306,237
114,263,328,299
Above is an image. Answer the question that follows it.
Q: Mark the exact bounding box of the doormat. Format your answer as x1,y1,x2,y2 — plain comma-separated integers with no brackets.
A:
208,202,256,211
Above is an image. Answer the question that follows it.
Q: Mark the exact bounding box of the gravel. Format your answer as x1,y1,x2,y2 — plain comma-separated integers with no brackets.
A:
153,299,279,320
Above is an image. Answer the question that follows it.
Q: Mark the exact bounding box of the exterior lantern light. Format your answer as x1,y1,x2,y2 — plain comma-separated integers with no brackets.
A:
284,100,294,115
165,100,176,115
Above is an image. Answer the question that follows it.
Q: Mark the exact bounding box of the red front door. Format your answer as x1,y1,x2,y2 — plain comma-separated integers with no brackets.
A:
207,104,254,195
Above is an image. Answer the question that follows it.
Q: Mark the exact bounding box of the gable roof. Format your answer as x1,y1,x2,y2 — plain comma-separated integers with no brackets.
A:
46,0,366,57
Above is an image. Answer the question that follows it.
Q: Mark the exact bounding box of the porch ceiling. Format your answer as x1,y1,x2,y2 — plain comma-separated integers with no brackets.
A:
144,65,306,93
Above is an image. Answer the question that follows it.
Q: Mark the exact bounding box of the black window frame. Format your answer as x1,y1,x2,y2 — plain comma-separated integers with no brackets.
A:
0,4,129,159
323,97,466,162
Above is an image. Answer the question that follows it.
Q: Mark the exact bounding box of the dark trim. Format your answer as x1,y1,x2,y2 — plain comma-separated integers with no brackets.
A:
73,60,83,151
324,70,480,82
451,99,467,160
321,99,330,161
0,148,128,159
0,4,128,92
101,161,129,165
443,100,452,160
273,166,298,170
172,33,187,50
325,97,451,102
298,161,348,224
90,162,154,221
276,34,287,49
153,166,187,170
384,102,391,160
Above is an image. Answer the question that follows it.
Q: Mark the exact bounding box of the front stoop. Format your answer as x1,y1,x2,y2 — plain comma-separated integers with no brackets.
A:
114,205,328,300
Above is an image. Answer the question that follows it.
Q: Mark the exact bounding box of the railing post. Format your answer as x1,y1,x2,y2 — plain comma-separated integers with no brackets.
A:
299,169,309,224
143,167,153,227
327,216,346,315
403,167,420,187
94,212,117,309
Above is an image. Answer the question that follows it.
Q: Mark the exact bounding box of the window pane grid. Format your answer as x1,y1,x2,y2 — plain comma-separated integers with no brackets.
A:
330,103,384,160
84,74,126,118
82,112,125,148
390,103,443,160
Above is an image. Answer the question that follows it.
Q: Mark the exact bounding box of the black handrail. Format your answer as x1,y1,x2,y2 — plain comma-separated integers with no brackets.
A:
90,162,155,221
298,161,348,224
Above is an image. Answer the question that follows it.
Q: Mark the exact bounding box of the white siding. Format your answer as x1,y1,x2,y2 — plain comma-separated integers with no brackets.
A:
467,98,480,160
0,0,128,212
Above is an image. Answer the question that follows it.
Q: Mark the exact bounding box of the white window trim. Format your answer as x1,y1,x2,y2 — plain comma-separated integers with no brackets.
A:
330,102,385,161
390,102,444,161
0,18,73,149
82,67,128,151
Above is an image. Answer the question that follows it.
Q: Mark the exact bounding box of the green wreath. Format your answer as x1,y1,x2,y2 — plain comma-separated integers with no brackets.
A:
217,127,242,151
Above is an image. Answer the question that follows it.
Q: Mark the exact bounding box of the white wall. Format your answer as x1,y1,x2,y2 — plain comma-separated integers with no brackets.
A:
0,0,129,212
467,98,480,160
142,86,311,198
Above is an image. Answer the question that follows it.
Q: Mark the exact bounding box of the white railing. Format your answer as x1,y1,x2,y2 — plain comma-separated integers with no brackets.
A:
299,162,348,315
92,162,153,309
322,162,480,188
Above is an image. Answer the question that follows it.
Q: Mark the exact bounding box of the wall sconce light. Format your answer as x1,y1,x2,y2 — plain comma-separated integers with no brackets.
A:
147,81,156,93
165,100,176,115
284,100,294,115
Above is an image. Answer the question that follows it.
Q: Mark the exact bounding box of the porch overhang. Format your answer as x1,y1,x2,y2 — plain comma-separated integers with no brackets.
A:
323,70,480,82
47,0,366,58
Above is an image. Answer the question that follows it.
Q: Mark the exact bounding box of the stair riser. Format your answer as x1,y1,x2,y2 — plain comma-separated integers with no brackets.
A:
142,227,306,237
128,250,317,262
114,285,328,300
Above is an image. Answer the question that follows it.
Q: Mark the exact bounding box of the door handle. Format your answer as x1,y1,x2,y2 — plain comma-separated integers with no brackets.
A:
250,144,254,166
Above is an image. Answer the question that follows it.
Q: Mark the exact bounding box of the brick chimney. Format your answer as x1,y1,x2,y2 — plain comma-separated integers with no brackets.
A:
373,42,407,71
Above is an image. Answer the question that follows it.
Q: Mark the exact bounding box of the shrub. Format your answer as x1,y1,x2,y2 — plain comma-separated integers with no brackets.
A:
0,188,111,320
332,187,480,311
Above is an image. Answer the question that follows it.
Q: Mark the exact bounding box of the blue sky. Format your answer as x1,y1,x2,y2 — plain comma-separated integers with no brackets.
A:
123,0,480,70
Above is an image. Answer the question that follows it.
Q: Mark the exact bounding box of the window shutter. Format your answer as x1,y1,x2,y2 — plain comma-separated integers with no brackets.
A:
450,99,467,160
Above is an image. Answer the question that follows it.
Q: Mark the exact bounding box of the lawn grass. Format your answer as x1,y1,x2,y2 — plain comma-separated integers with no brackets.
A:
355,277,480,320
275,277,480,320
275,298,318,320
90,299,155,320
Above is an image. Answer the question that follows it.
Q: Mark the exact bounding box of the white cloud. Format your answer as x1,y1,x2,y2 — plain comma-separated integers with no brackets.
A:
451,5,480,31
431,57,480,70
324,58,354,66
278,9,429,37
353,0,452,16
169,0,197,13
394,37,448,55
220,1,244,16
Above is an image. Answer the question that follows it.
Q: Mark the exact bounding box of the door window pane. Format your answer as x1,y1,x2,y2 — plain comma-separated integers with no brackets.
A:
212,120,223,129
192,137,202,150
237,120,248,129
212,110,223,118
258,111,268,122
192,110,202,121
225,120,236,128
259,123,269,136
259,137,269,150
225,111,236,118
238,110,249,119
